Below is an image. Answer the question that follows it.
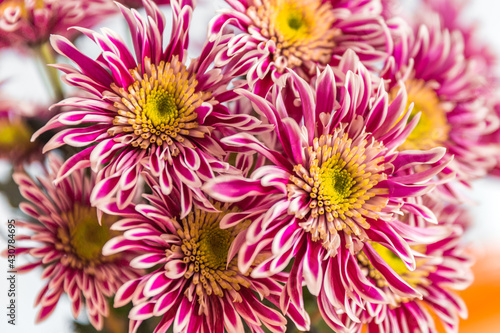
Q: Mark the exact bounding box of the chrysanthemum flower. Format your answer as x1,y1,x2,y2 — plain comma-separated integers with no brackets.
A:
338,203,473,333
11,154,141,330
420,0,498,88
0,97,42,164
204,51,451,330
33,0,264,216
102,172,305,333
0,0,116,50
381,16,499,190
209,0,394,94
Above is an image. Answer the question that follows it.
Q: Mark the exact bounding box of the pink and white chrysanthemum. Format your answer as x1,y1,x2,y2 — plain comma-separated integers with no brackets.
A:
0,0,116,50
204,50,452,331
34,0,264,217
420,0,498,88
337,203,473,333
381,16,499,190
209,0,394,94
10,154,141,329
102,173,305,333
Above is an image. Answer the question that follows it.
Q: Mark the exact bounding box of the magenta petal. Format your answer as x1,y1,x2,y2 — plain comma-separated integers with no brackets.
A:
302,239,324,296
143,271,170,297
130,302,155,321
363,243,421,299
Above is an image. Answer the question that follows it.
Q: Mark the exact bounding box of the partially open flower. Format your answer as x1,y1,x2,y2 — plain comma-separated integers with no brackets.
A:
11,154,141,330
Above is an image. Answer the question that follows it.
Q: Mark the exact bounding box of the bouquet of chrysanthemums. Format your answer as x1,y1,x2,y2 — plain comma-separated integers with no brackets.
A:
2,0,500,331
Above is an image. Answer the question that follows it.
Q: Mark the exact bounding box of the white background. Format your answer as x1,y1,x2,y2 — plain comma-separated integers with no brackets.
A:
1,0,500,332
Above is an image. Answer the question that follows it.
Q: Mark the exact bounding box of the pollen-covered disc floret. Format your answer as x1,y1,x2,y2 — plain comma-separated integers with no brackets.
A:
288,128,389,250
111,56,210,151
168,204,252,304
247,0,337,69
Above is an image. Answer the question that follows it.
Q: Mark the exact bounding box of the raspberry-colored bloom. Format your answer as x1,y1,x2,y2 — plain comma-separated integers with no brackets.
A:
11,154,140,329
381,14,499,192
209,0,394,94
34,0,263,216
340,203,473,333
102,173,304,333
204,51,451,331
0,0,116,50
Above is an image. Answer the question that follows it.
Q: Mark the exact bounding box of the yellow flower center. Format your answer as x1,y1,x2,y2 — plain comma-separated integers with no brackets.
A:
392,79,450,150
110,56,210,151
0,119,32,151
247,0,337,69
169,204,252,301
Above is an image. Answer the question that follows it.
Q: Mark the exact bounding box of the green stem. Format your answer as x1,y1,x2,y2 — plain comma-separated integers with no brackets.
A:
35,42,64,101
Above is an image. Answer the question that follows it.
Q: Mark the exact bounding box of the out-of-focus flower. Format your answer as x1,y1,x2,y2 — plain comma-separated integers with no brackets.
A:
204,51,452,331
420,0,498,88
34,0,265,217
382,19,498,198
420,0,500,177
349,204,473,333
380,0,401,19
0,0,116,50
116,0,171,8
11,154,141,330
209,0,393,94
0,97,45,164
102,173,299,333
482,99,500,176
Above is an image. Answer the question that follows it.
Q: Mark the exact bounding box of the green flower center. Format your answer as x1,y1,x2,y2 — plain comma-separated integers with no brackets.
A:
70,215,111,262
172,204,252,299
318,160,355,205
198,227,233,271
287,14,304,30
275,7,310,39
143,90,179,128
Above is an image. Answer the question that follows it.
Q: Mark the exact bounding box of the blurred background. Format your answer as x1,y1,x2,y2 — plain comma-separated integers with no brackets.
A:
1,0,500,332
